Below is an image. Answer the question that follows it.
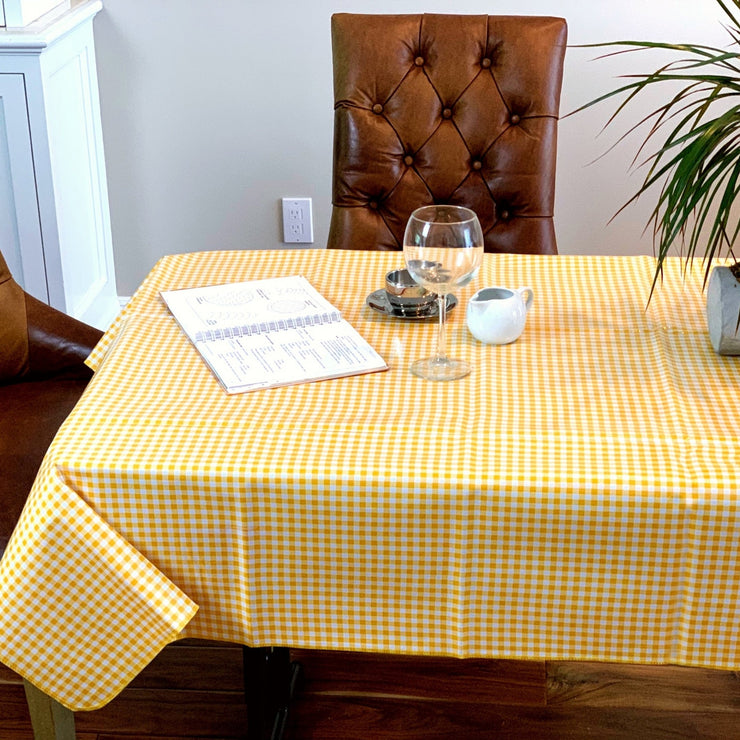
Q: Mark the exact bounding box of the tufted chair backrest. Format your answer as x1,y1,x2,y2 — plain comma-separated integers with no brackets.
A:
328,13,567,254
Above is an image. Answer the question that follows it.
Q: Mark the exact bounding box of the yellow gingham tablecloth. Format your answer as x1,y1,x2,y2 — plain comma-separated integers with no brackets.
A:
1,249,740,711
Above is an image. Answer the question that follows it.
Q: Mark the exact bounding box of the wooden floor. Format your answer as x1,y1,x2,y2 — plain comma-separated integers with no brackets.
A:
2,640,740,739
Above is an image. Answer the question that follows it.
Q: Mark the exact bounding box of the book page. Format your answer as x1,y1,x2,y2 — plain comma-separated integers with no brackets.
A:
161,275,341,342
196,320,387,393
161,275,388,393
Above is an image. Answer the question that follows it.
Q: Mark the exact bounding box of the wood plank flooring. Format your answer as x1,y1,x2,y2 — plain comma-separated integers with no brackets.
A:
1,640,739,739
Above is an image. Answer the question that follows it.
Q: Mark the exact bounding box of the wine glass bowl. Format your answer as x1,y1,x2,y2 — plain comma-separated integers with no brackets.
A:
403,205,484,380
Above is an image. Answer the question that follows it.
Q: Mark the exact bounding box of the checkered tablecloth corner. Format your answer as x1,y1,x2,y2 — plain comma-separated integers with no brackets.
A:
0,464,198,710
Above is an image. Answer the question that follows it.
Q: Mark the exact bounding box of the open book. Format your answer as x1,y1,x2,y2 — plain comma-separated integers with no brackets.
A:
161,275,388,393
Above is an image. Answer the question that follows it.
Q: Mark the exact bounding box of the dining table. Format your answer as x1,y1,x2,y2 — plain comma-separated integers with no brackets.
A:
1,247,739,720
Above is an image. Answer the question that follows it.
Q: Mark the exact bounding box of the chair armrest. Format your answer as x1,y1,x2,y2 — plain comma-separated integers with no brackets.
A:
2,247,103,384
25,293,103,381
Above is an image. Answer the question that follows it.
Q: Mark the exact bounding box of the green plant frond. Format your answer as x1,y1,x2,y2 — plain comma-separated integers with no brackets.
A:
634,105,740,190
675,117,740,185
619,72,740,96
651,47,740,75
590,81,706,165
661,176,719,259
716,0,740,27
630,85,730,172
671,118,740,179
569,80,740,147
625,129,727,209
581,43,740,79
650,141,740,283
648,262,666,304
656,179,713,254
574,1,740,303
567,76,669,120
649,134,740,231
703,158,740,250
579,39,734,59
724,21,740,50
567,39,740,118
595,80,738,172
688,189,719,264
728,202,740,251
617,116,740,266
668,50,740,75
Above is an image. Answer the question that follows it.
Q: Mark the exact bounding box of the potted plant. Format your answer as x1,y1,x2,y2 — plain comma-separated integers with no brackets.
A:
574,0,740,353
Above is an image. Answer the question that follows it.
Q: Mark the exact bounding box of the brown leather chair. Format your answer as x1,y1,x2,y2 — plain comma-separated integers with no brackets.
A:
0,249,102,555
328,13,567,255
0,247,103,738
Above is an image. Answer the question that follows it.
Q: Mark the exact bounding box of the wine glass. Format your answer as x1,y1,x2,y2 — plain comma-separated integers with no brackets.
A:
403,205,484,381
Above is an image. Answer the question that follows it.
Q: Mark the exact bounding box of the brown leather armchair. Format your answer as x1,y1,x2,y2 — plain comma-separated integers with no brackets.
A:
328,13,567,255
0,250,102,555
0,248,102,739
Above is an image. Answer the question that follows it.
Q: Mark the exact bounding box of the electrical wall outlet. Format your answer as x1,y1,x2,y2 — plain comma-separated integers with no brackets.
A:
281,197,314,243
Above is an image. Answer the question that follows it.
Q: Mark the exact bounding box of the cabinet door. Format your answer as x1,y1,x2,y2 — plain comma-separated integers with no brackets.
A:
1,7,118,329
0,72,48,301
42,33,119,328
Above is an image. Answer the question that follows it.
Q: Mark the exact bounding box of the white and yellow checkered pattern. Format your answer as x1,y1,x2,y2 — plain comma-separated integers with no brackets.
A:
2,249,740,711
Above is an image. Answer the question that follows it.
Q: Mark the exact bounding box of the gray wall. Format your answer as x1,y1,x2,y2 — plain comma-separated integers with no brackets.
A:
93,0,727,296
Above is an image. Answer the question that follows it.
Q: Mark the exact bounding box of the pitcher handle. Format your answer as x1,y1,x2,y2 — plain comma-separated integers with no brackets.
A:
517,287,534,312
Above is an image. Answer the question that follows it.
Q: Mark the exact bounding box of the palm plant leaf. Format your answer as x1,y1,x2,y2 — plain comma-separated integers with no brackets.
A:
570,0,740,300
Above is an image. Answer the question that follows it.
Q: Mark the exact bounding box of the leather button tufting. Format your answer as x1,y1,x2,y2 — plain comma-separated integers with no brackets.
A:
327,14,566,256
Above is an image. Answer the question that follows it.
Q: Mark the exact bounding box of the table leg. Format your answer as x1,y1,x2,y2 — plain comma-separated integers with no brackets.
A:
23,679,76,740
243,646,300,740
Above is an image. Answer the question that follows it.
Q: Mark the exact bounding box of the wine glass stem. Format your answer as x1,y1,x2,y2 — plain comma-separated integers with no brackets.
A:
435,294,447,360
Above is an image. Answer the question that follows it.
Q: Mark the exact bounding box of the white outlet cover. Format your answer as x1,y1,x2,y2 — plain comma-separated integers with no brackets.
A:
281,197,314,244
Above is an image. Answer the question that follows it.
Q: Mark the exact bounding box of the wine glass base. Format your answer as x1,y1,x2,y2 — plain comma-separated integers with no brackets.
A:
410,356,472,381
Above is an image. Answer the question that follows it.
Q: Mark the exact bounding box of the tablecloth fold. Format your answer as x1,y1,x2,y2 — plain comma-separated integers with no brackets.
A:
0,462,198,710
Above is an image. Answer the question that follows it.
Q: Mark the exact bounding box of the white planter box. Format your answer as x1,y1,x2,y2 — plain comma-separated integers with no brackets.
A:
1,0,66,27
707,265,740,355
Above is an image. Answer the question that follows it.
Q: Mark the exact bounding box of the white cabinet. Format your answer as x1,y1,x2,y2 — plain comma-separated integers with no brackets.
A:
0,0,118,329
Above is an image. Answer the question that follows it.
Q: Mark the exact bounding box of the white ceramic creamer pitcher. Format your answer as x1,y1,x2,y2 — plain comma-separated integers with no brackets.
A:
466,286,534,344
